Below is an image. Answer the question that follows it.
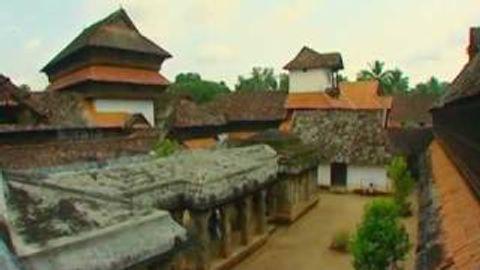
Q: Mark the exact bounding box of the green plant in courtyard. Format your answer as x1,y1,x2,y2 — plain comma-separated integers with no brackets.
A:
387,156,415,216
330,229,351,253
153,139,181,157
351,199,411,270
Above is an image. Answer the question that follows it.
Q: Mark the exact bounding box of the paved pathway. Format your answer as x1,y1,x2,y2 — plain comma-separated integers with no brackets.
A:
233,192,417,270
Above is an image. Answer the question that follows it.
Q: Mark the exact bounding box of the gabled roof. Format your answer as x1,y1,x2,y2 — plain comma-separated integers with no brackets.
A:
438,53,480,106
285,81,392,110
284,46,343,71
389,93,438,127
206,91,287,122
42,9,172,73
174,98,227,128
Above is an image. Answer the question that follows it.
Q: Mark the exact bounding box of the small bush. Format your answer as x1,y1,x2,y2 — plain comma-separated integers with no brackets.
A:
387,156,415,217
153,139,181,157
351,199,411,270
330,230,350,253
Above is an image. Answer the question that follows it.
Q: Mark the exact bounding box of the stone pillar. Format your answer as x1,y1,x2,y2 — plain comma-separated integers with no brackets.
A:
220,204,235,258
254,191,267,234
240,196,253,245
190,209,211,270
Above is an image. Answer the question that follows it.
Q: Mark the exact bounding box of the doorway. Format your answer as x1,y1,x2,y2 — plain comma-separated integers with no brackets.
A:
331,163,347,187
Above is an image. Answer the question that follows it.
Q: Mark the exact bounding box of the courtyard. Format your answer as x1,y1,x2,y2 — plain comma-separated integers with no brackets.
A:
233,192,418,270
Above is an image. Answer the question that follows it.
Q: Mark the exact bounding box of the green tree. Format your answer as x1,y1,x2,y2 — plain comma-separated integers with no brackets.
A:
387,156,415,216
167,73,230,103
337,73,349,83
387,69,410,95
279,73,289,92
351,199,411,270
411,77,449,96
153,139,181,157
235,67,279,92
357,61,393,90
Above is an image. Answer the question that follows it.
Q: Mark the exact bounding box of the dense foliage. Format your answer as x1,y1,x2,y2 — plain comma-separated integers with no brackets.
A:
387,156,415,216
357,60,449,96
167,73,230,103
153,139,181,157
235,67,288,92
351,199,411,270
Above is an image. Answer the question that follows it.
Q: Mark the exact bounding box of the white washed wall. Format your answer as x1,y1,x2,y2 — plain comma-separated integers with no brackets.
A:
289,68,333,93
346,166,390,192
94,99,155,125
317,164,331,186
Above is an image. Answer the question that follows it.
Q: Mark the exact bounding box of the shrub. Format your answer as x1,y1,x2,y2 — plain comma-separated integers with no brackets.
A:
387,156,415,216
351,199,410,270
153,139,181,157
330,230,350,253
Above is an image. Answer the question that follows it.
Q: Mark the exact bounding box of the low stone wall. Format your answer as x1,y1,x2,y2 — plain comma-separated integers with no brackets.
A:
0,129,160,169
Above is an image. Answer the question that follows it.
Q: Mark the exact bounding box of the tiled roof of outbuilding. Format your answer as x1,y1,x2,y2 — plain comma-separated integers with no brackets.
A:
174,98,227,128
285,81,392,110
284,46,343,71
389,93,437,127
206,91,287,122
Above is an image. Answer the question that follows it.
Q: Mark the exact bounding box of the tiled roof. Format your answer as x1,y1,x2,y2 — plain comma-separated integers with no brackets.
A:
42,9,171,73
439,53,480,106
182,137,217,149
47,66,170,91
284,46,343,71
174,98,226,128
429,140,480,269
0,75,19,107
285,81,392,110
389,93,437,127
206,91,287,122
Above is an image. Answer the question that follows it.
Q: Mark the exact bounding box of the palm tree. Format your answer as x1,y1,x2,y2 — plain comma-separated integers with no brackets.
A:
236,67,279,92
387,69,409,95
357,61,393,91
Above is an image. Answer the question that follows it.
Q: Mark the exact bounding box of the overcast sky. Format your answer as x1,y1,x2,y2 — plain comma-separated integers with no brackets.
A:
1,0,479,90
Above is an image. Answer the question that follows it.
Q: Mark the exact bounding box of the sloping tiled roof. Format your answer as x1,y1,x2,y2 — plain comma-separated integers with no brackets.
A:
206,91,287,122
47,66,170,91
284,46,343,71
0,75,19,107
174,98,226,128
389,93,437,127
439,54,480,106
42,9,172,72
429,140,480,269
285,81,392,110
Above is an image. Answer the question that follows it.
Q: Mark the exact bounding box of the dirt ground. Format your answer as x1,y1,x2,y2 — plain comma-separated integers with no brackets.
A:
233,192,418,270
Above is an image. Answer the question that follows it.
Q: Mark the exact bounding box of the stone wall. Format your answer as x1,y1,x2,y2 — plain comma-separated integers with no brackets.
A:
292,109,390,165
0,129,160,170
416,152,443,270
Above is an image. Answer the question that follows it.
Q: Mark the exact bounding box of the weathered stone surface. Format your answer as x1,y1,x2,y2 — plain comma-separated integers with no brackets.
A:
416,152,443,270
292,110,391,165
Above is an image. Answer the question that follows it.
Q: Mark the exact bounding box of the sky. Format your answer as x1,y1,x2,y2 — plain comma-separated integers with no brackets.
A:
1,0,479,90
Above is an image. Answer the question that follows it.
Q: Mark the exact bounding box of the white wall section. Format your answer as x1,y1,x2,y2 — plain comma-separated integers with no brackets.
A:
94,99,155,125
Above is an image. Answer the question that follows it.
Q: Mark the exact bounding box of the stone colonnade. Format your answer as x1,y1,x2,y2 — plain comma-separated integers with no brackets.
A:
267,167,318,223
171,190,268,270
